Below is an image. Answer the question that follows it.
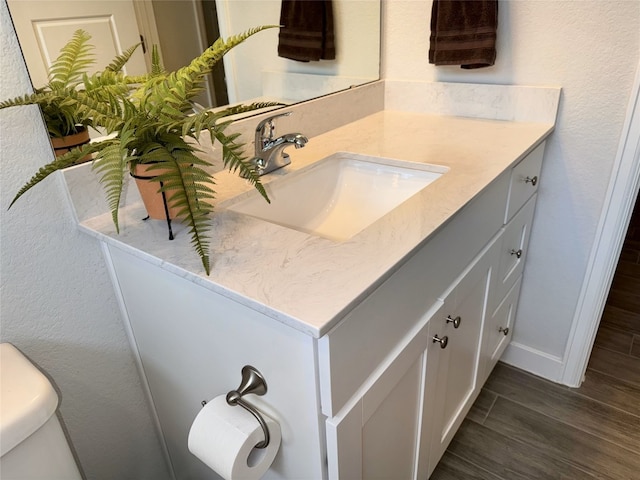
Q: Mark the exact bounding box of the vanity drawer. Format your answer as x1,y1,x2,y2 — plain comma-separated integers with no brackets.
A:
479,275,522,384
494,193,537,307
505,141,545,223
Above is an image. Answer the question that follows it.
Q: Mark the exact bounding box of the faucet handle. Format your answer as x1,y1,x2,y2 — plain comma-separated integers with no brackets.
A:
256,111,292,145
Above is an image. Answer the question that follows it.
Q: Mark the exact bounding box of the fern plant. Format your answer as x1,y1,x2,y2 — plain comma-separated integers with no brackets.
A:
19,29,96,137
4,26,281,275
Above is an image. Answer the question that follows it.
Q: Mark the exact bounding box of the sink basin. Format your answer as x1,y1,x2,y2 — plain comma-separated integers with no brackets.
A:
225,152,448,241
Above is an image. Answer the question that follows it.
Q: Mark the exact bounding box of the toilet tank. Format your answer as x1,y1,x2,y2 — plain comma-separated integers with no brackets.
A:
0,343,82,479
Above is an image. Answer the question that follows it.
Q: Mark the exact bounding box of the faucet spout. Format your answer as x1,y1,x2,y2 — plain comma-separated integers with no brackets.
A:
247,113,308,176
272,133,308,150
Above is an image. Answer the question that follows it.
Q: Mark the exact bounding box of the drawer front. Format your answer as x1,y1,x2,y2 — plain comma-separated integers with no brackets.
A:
505,141,545,223
494,194,537,306
480,276,522,384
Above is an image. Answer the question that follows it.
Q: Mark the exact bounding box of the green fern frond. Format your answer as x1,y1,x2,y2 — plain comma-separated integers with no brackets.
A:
84,70,130,91
91,132,133,231
217,101,285,118
153,26,278,109
8,139,109,209
211,128,269,203
48,29,95,89
178,109,218,138
150,45,165,77
122,26,278,138
140,139,214,274
0,90,64,110
2,86,92,137
41,101,83,137
185,25,278,78
106,43,141,73
64,89,127,133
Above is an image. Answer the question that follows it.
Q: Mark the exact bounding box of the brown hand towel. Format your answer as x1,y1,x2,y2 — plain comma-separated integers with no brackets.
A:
429,0,498,69
278,0,336,62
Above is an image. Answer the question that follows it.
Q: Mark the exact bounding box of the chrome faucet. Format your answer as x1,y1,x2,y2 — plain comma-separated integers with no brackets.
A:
249,112,308,176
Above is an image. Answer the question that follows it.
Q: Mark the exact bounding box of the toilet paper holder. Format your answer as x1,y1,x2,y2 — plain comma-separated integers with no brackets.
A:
224,365,271,449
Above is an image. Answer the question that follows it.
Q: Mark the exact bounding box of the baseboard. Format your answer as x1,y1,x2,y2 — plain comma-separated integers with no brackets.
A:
500,341,565,383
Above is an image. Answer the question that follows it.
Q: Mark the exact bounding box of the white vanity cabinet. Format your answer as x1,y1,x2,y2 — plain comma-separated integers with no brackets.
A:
322,221,503,480
102,140,546,480
322,141,545,479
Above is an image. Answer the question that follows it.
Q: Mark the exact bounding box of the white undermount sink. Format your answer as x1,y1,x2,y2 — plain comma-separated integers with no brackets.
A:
225,152,448,241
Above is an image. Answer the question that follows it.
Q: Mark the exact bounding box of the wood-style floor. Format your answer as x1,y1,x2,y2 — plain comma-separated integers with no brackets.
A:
430,360,640,479
431,201,640,479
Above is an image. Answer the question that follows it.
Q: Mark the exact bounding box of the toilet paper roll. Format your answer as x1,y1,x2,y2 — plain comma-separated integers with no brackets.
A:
188,395,281,480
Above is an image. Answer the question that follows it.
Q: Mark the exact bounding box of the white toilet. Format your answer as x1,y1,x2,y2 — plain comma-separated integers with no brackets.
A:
0,343,83,479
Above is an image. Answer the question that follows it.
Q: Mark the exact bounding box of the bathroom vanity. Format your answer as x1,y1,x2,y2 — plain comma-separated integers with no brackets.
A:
65,82,559,479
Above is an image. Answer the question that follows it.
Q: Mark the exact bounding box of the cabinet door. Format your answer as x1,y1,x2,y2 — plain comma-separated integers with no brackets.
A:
326,303,444,479
424,243,496,476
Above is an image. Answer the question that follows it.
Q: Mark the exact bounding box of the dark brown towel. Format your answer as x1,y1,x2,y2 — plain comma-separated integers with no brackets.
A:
278,0,336,62
429,0,498,69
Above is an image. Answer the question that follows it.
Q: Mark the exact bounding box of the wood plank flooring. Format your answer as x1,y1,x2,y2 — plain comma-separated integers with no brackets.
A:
431,360,640,480
598,198,640,344
430,194,640,479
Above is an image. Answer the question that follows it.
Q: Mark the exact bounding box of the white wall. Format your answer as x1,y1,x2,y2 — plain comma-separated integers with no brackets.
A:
0,2,171,479
383,0,640,379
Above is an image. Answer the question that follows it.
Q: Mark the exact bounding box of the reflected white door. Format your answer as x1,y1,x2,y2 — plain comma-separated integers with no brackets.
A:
7,0,147,88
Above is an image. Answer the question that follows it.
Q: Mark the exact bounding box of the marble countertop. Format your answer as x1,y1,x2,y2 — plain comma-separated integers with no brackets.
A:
78,110,554,337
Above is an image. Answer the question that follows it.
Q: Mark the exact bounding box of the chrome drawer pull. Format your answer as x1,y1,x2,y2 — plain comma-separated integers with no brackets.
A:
510,249,523,259
499,326,510,336
525,175,538,186
446,315,461,328
432,335,448,349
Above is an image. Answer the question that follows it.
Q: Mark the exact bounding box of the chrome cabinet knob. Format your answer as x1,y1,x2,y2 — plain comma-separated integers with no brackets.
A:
446,315,461,329
499,326,510,336
510,249,523,259
525,175,538,186
432,334,448,349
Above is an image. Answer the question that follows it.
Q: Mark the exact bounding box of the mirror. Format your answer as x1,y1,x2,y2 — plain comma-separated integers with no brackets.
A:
8,0,380,114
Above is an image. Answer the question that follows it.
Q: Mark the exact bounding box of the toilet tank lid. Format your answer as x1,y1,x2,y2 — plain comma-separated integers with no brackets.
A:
0,343,59,457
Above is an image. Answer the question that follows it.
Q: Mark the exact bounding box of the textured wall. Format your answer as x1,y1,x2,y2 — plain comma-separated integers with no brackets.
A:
0,2,171,479
1,1,638,477
383,0,640,371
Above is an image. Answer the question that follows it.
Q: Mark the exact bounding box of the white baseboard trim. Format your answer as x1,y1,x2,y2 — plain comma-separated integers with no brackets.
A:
501,341,565,383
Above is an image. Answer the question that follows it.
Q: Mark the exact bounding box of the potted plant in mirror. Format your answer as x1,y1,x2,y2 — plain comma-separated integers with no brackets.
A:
42,29,94,158
5,25,280,275
1,30,103,160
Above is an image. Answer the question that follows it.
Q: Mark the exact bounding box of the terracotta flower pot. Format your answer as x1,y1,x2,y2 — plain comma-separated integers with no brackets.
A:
131,163,182,221
50,127,91,162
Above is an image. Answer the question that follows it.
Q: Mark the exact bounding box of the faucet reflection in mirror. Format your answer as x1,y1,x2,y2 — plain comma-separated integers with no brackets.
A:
249,112,309,176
